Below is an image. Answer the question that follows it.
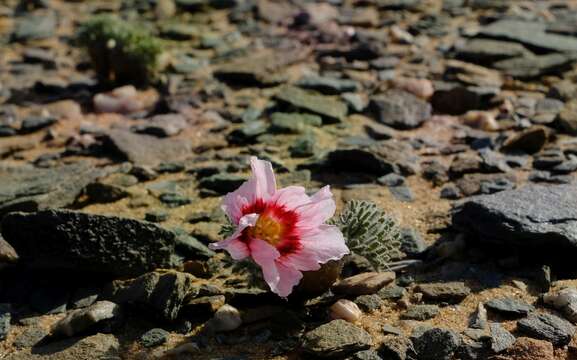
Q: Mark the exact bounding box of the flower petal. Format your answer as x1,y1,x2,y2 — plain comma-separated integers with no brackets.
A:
208,214,258,260
281,225,349,271
295,185,336,229
275,263,304,297
221,157,277,224
270,185,310,209
250,156,276,201
249,238,282,294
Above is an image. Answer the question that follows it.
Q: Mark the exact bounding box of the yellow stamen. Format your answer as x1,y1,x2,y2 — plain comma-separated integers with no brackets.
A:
250,215,283,246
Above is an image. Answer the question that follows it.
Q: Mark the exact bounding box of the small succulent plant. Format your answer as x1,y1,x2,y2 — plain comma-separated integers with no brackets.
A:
77,15,162,85
330,200,403,271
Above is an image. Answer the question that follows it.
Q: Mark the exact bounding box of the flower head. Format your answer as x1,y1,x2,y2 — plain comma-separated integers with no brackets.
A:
209,157,349,297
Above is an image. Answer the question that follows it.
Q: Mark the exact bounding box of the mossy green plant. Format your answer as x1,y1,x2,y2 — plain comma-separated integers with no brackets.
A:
77,15,162,85
330,200,403,271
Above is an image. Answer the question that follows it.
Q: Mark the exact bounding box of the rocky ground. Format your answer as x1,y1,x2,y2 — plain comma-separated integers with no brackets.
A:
2,0,577,359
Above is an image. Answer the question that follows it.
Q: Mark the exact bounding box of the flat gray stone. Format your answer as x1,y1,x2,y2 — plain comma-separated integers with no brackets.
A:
275,86,348,123
51,301,121,338
1,209,182,277
485,298,535,316
401,304,440,320
452,184,577,252
0,162,104,217
369,90,431,129
478,19,577,53
302,320,372,358
415,282,471,304
517,313,575,346
489,322,515,353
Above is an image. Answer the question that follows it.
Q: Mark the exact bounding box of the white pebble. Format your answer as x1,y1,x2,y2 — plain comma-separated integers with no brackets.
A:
330,299,362,323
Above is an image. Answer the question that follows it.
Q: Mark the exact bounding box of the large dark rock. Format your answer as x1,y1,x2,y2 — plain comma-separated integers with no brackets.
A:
0,163,104,218
369,90,431,129
517,313,575,346
106,270,196,321
301,319,372,358
1,209,182,276
412,327,461,360
452,184,577,253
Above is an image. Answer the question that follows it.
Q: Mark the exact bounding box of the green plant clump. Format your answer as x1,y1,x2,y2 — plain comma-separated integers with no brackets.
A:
77,15,162,85
331,200,403,270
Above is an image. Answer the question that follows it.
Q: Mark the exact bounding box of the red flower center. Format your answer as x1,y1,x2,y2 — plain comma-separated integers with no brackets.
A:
241,200,301,256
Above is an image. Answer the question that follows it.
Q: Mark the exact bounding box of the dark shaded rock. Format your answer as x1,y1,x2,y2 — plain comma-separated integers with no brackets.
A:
19,115,57,134
400,228,427,257
296,75,361,95
102,129,191,166
1,209,182,276
379,335,411,360
440,184,461,199
290,133,317,158
29,286,68,315
51,301,122,337
452,184,577,253
70,287,100,309
301,320,372,358
198,174,246,195
140,328,169,347
159,192,191,207
518,313,575,346
107,270,196,321
485,298,534,317
501,127,547,154
355,294,384,312
449,153,483,178
431,85,490,115
489,322,515,353
401,304,439,320
275,86,348,123
415,282,470,303
369,90,431,129
0,162,104,217
412,327,461,360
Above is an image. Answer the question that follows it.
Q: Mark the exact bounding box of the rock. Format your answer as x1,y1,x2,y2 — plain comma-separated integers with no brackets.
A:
132,114,188,138
501,127,547,154
347,349,382,360
462,111,499,131
369,90,432,129
5,333,120,360
145,210,169,223
207,304,242,332
455,39,529,64
496,337,554,360
445,60,503,88
330,299,362,323
485,298,534,317
431,85,491,115
489,322,516,353
19,115,57,134
400,228,427,257
517,313,575,346
102,129,191,166
275,86,348,123
478,19,577,53
12,12,56,41
301,320,372,358
29,286,68,315
401,305,440,320
107,270,195,321
1,209,182,276
415,282,471,304
378,285,406,300
51,301,121,337
388,186,414,202
543,288,577,323
270,112,322,134
70,287,100,309
392,78,434,99
333,272,396,295
13,326,48,348
0,304,10,341
0,235,18,265
556,100,577,135
198,174,246,195
379,336,411,360
494,53,575,79
290,133,317,158
0,162,104,217
355,295,384,312
470,303,488,329
140,328,169,347
412,327,461,360
452,184,577,254
296,75,361,95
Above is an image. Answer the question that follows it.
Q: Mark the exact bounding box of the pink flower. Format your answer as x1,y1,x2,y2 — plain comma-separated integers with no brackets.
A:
209,157,349,297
